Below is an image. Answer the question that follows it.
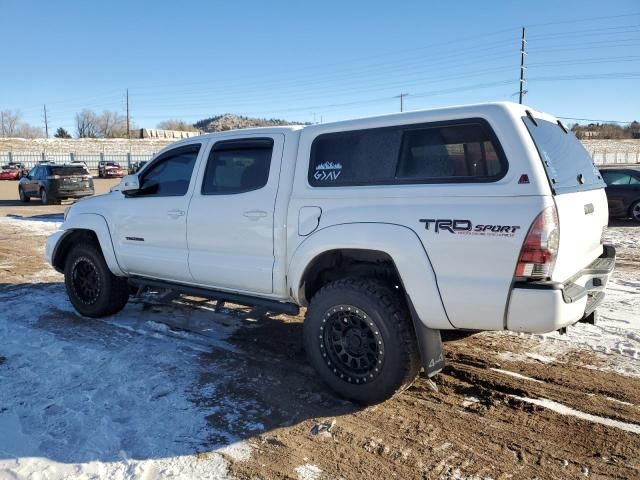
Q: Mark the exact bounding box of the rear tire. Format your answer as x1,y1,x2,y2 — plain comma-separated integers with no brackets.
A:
18,187,29,203
40,188,52,205
64,243,129,318
304,278,420,405
630,200,640,223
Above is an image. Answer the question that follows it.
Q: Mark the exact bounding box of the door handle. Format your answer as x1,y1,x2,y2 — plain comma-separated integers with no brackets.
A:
167,209,185,218
243,210,268,220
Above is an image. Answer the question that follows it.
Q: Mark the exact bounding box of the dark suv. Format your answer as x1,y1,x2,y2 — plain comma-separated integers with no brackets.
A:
600,167,640,222
19,164,95,204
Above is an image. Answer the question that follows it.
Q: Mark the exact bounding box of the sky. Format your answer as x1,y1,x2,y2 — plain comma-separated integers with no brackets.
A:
0,0,638,135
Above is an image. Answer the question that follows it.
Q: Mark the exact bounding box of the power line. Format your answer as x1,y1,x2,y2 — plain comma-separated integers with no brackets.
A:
557,116,636,125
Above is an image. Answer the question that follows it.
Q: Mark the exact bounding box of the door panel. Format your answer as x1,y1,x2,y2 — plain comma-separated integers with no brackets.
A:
187,135,284,294
111,143,203,282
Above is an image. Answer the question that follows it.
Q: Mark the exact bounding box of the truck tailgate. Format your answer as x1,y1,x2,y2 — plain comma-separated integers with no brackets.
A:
552,188,607,282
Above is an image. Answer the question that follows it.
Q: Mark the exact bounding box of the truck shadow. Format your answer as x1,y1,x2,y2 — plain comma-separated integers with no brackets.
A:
0,282,358,466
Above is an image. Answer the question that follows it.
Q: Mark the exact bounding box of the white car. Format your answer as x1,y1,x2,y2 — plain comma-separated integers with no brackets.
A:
46,102,615,403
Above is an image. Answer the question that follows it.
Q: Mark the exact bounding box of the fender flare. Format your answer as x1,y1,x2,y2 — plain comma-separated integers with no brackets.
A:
53,213,125,276
288,222,453,330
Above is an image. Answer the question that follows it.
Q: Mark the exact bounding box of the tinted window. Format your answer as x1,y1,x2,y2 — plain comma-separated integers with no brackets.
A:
396,124,503,180
51,166,89,176
523,116,605,194
308,120,506,187
202,138,273,195
601,171,631,185
138,145,200,197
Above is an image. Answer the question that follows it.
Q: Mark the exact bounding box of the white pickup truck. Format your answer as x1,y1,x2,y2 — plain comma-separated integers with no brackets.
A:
46,102,615,404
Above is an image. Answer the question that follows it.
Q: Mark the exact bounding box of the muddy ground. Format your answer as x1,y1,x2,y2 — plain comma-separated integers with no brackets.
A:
0,179,638,480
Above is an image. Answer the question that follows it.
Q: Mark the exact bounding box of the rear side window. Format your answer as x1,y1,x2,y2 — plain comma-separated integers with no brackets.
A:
523,116,605,194
308,119,507,187
51,166,88,176
601,171,640,185
202,138,273,195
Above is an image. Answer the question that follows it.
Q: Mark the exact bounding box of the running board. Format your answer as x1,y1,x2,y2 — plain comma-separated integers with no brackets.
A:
128,277,300,316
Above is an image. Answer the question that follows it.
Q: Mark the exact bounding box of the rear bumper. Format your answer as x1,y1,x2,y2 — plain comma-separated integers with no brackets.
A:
50,188,94,198
506,245,615,333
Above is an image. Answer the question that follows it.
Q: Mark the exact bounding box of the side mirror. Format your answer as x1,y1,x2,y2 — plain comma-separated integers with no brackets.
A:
119,174,140,195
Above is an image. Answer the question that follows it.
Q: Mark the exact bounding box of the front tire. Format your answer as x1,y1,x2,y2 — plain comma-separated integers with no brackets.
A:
18,187,29,203
64,243,129,317
304,278,420,405
630,200,640,223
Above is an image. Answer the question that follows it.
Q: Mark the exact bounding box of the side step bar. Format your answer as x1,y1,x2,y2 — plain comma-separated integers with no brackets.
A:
128,276,300,316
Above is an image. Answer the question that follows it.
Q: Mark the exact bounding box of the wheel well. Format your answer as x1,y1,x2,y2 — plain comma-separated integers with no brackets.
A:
299,249,403,305
52,229,100,272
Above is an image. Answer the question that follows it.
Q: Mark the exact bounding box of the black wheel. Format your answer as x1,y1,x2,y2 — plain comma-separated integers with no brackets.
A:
18,187,29,203
304,278,420,405
630,200,640,223
40,188,52,205
64,243,129,318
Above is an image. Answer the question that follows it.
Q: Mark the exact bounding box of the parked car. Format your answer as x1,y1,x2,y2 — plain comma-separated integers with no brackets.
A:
98,161,125,178
46,102,615,404
19,164,94,204
599,167,640,222
0,163,27,180
128,160,148,174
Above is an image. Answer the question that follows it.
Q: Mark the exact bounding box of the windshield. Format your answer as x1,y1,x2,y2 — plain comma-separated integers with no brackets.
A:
523,116,605,194
51,166,89,176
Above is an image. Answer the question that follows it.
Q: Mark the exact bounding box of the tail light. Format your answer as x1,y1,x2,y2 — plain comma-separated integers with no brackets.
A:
515,205,559,280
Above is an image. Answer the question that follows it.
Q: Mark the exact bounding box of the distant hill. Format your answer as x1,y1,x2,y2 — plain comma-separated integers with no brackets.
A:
193,114,307,132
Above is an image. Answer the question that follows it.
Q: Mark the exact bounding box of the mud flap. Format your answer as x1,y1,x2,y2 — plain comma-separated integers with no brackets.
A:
406,295,445,377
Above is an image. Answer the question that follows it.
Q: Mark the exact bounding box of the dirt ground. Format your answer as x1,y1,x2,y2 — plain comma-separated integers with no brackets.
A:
0,178,638,480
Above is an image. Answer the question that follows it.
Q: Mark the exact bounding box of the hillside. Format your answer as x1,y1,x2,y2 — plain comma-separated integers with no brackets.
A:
194,114,306,132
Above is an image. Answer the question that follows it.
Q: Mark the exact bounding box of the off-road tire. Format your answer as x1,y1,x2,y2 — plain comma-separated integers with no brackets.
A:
64,243,129,318
304,278,420,405
630,200,640,223
18,187,29,203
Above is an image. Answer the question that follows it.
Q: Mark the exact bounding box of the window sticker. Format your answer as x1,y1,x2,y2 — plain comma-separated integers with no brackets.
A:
314,161,343,182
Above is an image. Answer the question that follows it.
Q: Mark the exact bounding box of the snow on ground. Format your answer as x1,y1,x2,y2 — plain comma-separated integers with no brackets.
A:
0,214,62,235
502,225,640,377
0,282,262,479
604,224,640,249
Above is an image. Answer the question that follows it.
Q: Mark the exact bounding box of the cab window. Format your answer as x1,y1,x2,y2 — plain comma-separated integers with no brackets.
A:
137,145,200,197
201,138,273,195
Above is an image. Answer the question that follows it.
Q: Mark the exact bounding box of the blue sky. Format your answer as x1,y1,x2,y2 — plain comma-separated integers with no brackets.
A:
1,0,638,134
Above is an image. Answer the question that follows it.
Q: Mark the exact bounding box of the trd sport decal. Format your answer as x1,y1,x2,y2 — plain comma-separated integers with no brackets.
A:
419,219,521,237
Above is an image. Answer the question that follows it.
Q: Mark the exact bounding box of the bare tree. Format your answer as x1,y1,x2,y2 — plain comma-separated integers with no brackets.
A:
75,109,100,138
16,124,44,138
0,110,21,137
157,119,196,131
98,110,127,138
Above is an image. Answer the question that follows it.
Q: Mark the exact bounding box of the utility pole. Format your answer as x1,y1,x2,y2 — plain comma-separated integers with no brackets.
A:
519,27,527,104
395,93,409,112
126,88,130,139
43,104,49,138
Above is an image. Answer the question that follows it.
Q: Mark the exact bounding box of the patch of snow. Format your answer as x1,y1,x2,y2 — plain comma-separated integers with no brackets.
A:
512,396,640,434
0,214,62,235
532,270,640,377
490,368,544,383
462,396,481,408
295,463,323,480
0,283,257,479
606,397,634,407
